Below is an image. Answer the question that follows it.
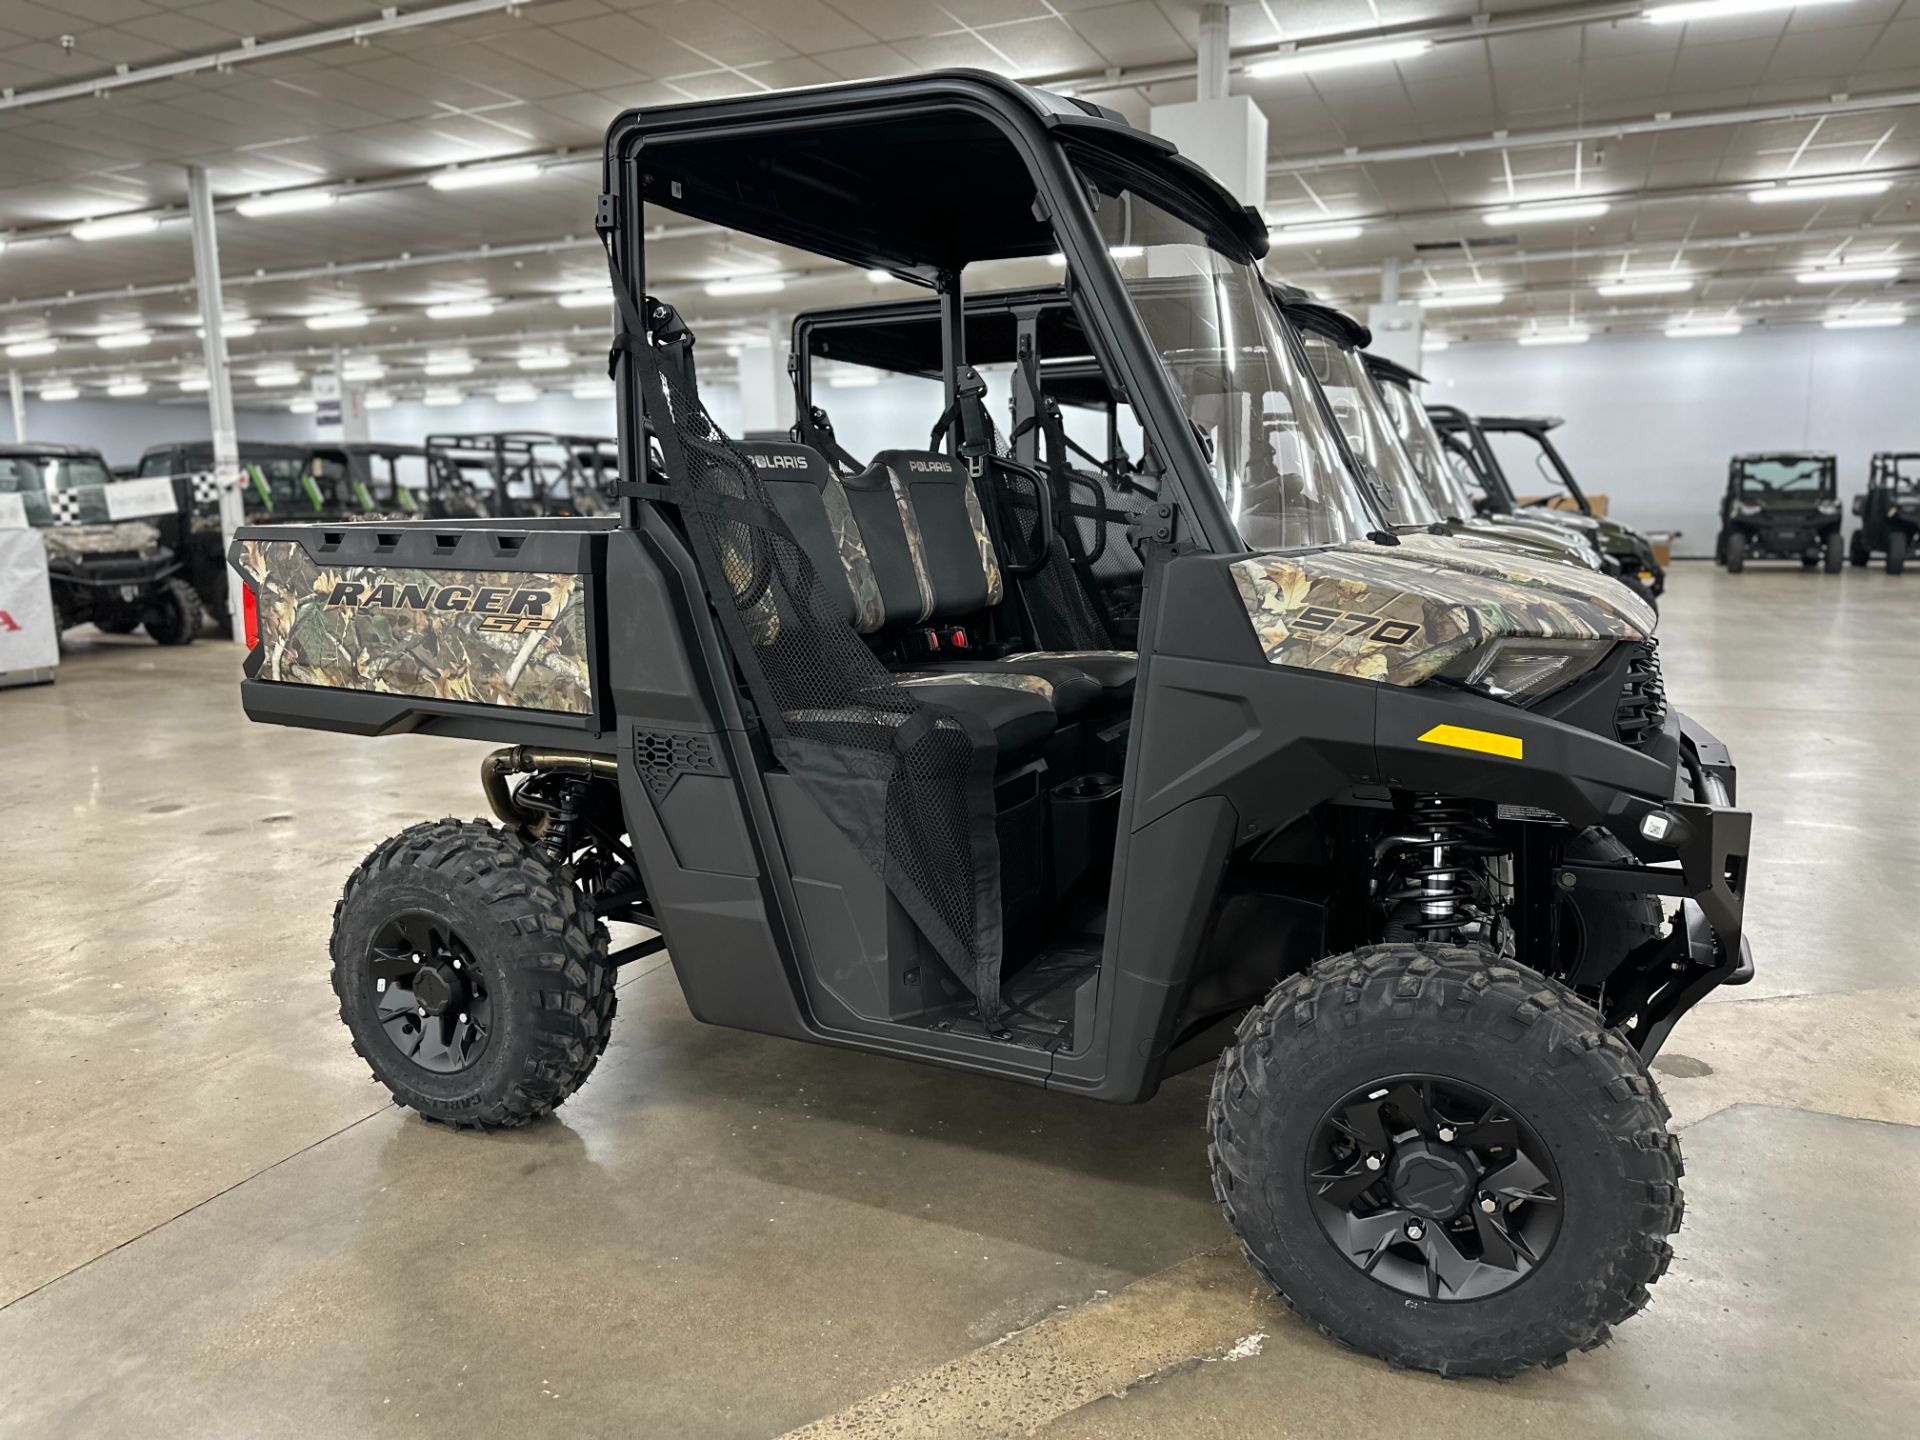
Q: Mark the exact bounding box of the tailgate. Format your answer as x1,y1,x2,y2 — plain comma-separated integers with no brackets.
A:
230,519,610,734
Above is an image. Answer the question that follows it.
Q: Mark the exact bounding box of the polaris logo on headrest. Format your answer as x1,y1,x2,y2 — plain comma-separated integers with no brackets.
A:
907,459,951,473
750,452,809,470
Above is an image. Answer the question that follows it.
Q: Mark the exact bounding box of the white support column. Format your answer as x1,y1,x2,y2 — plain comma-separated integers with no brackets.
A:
187,164,246,638
1366,255,1426,372
1148,5,1267,212
734,311,794,439
6,369,24,441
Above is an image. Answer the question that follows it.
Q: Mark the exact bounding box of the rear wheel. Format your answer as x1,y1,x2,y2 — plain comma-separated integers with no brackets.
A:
331,819,617,1128
1724,530,1746,573
1208,944,1681,1378
1889,530,1908,576
143,578,202,646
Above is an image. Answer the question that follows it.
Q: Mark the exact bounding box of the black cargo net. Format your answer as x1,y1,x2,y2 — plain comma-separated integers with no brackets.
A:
618,294,1004,1015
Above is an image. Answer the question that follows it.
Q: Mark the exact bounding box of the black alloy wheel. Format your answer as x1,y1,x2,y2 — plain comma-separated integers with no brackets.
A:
1306,1074,1561,1302
366,911,493,1074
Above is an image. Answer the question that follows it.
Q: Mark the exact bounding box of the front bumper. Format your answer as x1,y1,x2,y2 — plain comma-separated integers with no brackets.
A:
1555,708,1753,1055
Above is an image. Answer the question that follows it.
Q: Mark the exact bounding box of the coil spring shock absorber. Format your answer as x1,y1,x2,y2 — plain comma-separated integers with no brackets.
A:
1373,797,1509,942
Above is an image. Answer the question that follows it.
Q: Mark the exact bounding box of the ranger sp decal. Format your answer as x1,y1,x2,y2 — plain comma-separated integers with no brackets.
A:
322,578,558,634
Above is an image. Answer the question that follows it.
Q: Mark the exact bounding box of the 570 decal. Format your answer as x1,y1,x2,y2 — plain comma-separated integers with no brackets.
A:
1287,605,1423,646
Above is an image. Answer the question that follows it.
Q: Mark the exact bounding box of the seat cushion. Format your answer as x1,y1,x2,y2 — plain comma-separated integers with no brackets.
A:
890,672,1056,755
999,650,1137,703
917,658,1104,717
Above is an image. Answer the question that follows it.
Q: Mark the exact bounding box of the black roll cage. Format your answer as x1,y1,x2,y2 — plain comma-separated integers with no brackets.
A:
1473,416,1594,517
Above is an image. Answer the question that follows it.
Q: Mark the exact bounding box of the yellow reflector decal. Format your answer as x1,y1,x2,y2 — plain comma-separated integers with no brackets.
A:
1418,724,1524,761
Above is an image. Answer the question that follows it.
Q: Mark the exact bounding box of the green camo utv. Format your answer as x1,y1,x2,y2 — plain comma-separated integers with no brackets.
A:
230,72,1753,1379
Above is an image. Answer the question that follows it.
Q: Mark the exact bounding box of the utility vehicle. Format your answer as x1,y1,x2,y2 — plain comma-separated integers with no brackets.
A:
423,432,618,518
1,443,201,644
1428,407,1665,602
1715,452,1842,573
1849,452,1919,575
230,72,1753,1379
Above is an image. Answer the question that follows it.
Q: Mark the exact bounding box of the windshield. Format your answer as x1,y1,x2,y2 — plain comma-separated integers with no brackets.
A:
1485,429,1580,508
0,453,118,525
1374,378,1476,519
1078,176,1380,551
1297,330,1441,528
1737,457,1831,501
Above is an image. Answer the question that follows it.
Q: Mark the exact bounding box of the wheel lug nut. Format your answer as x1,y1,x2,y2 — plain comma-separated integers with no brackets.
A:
1365,1153,1384,1171
1405,1221,1425,1240
1479,1194,1497,1213
1437,1126,1455,1142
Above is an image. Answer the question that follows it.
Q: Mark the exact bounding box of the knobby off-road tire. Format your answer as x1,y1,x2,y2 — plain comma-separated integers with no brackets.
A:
1208,944,1682,1378
143,577,203,646
1823,533,1844,574
1888,530,1908,577
1724,531,1746,573
1850,534,1870,568
332,819,617,1129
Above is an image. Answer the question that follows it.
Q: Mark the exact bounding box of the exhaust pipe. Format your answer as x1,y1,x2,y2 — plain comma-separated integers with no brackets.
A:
480,746,618,829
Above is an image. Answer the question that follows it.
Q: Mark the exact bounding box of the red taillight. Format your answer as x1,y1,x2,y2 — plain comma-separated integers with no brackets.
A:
242,584,260,650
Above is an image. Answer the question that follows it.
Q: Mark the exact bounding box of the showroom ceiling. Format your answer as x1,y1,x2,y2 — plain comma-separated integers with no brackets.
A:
0,0,1914,401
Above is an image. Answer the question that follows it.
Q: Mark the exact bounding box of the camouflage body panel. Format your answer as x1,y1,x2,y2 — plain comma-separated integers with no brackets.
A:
41,520,163,561
881,464,937,623
962,480,1005,606
894,670,1054,700
1389,532,1657,633
1230,542,1649,686
821,474,886,633
233,537,592,714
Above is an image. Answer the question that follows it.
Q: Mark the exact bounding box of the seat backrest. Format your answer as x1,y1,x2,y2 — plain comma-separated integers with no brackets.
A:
732,440,884,633
839,460,936,627
870,450,1005,620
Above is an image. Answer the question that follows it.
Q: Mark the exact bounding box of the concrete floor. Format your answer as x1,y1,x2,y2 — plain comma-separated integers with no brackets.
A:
1,563,1915,1438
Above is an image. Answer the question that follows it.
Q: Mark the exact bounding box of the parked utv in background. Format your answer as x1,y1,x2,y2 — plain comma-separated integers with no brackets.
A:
1715,453,1842,574
1429,408,1666,602
423,432,618,518
1850,452,1919,575
230,71,1753,1380
1,443,200,644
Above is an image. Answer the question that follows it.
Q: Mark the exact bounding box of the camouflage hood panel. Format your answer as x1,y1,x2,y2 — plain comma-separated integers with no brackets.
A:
233,537,592,714
41,520,162,560
1389,532,1657,632
1231,540,1650,687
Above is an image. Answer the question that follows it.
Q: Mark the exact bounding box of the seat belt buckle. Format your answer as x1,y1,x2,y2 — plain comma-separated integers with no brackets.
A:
944,627,970,651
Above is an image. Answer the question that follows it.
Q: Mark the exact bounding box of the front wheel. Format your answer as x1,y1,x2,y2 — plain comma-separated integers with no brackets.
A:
1208,945,1682,1378
143,578,203,646
1889,530,1908,576
331,819,617,1128
1850,534,1870,568
1724,530,1746,573
1823,532,1844,574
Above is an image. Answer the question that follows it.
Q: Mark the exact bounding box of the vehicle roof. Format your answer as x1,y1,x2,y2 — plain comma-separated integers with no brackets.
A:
1361,352,1428,387
0,441,108,459
1273,292,1372,351
143,439,310,461
799,285,1092,378
308,441,427,459
1733,450,1834,461
1476,415,1565,432
608,70,1266,277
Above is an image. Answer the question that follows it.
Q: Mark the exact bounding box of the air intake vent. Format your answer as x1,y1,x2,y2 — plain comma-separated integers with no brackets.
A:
1614,642,1668,749
632,729,722,802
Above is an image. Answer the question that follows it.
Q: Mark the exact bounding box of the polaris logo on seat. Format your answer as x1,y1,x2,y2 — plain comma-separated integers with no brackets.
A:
749,453,809,470
907,459,952,473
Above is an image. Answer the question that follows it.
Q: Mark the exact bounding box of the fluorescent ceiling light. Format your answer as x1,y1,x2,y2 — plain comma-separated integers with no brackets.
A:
1645,0,1850,23
106,379,149,397
572,380,614,400
1485,200,1611,225
1596,277,1693,297
517,352,571,371
866,269,894,283
72,213,159,242
1108,245,1144,259
306,309,370,330
557,288,607,308
1518,329,1592,346
703,275,786,297
1666,322,1743,338
423,388,463,406
364,391,395,410
178,375,210,392
1270,223,1365,245
254,369,302,388
39,385,79,401
428,161,541,192
1419,289,1506,308
236,189,336,219
426,300,495,320
1795,264,1899,284
6,339,56,357
424,357,475,376
1247,39,1431,78
203,319,257,340
1421,336,1452,352
1823,312,1906,329
495,384,538,403
97,330,151,350
1750,176,1891,205
342,361,385,381
288,397,318,414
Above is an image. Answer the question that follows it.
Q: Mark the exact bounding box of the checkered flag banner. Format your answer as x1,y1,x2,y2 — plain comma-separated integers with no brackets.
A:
45,489,83,525
188,471,223,506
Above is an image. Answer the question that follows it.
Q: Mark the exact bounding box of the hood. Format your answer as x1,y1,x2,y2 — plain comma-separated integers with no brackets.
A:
40,520,161,559
1231,540,1651,688
1515,506,1601,535
1449,518,1601,569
